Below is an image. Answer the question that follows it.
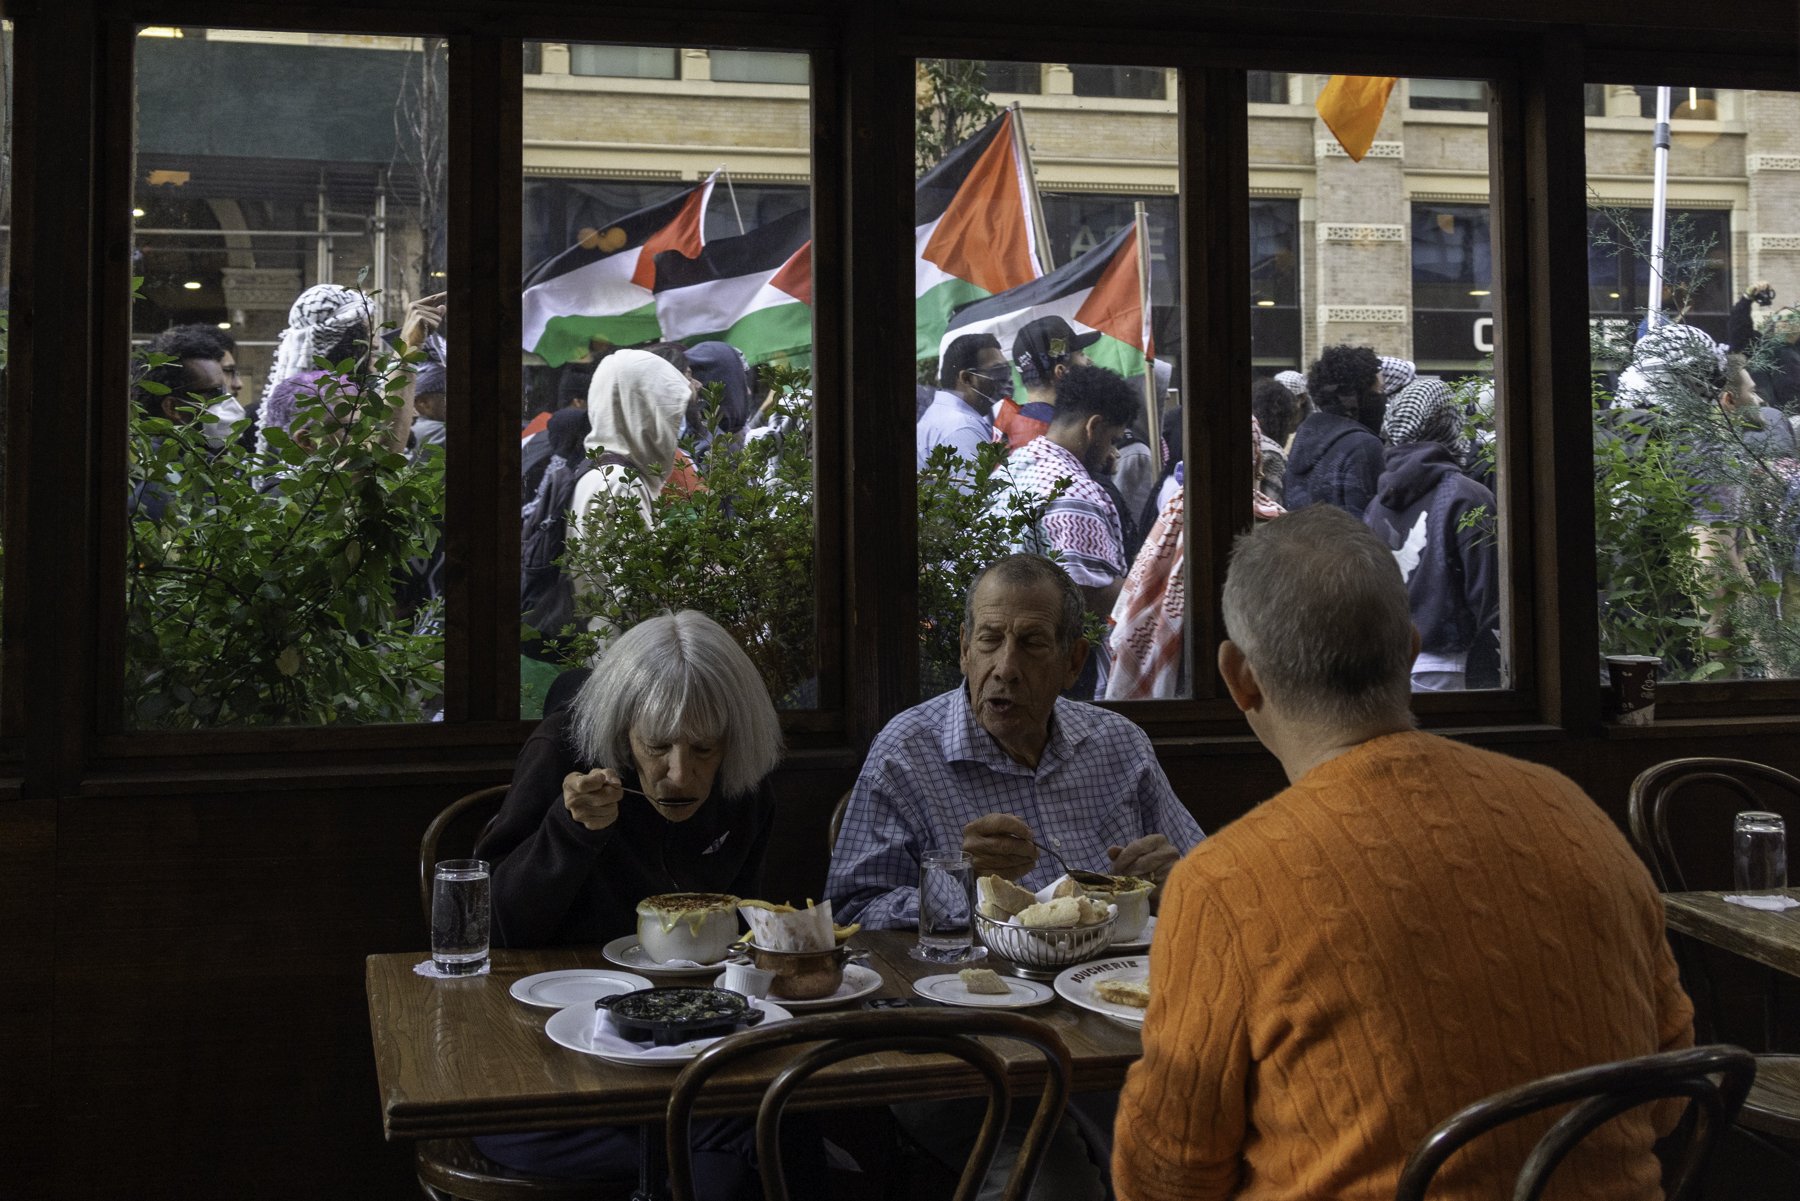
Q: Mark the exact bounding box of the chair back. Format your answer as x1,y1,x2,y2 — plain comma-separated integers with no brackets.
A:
826,788,853,852
419,785,510,923
1393,1045,1755,1201
1628,757,1800,892
666,1008,1072,1201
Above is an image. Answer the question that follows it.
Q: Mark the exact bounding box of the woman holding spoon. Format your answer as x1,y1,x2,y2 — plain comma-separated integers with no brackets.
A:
477,609,783,950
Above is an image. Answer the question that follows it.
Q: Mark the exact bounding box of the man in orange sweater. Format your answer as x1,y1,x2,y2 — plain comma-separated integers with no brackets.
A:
1113,504,1693,1200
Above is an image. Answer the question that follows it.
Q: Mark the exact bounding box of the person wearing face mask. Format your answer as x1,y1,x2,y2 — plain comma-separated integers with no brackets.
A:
475,612,827,1198
918,332,1010,490
129,330,248,522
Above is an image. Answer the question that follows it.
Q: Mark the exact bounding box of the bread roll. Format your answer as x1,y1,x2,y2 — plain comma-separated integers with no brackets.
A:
977,875,1039,920
1017,897,1082,929
1051,876,1085,900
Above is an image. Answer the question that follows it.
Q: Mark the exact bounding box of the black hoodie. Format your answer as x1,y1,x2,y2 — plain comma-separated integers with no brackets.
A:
1362,442,1499,662
1284,411,1386,515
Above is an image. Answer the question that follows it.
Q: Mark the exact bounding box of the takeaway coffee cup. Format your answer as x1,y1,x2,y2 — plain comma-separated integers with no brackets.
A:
1606,655,1661,725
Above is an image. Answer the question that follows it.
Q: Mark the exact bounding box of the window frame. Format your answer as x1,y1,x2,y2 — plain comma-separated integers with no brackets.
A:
9,6,1800,798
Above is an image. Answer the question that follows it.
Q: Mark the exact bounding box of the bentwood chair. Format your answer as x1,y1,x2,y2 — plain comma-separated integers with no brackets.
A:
1393,1046,1755,1201
419,784,511,924
827,787,854,852
666,1009,1074,1201
1628,757,1800,1142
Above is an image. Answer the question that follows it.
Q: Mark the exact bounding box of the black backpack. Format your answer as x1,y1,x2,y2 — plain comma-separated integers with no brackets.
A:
520,452,633,643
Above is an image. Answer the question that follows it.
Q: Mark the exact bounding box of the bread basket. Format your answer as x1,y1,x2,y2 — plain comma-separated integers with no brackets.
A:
974,909,1116,970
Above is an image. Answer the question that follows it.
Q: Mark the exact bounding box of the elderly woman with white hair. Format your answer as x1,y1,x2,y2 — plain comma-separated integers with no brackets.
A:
478,609,783,949
473,610,818,1196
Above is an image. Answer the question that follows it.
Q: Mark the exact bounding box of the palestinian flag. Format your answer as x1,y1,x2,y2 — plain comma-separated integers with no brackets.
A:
915,109,1047,359
654,207,813,368
521,172,717,367
939,221,1151,378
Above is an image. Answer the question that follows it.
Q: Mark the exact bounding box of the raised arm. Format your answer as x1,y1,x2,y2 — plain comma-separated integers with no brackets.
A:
476,727,619,948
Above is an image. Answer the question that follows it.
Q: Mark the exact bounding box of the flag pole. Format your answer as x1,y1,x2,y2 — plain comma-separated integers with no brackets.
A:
721,165,746,236
1134,200,1158,446
1647,87,1671,328
1009,101,1056,273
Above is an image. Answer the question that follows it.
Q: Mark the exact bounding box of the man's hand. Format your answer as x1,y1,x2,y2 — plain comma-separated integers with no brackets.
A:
962,813,1039,880
563,769,623,831
401,291,447,349
1108,835,1179,888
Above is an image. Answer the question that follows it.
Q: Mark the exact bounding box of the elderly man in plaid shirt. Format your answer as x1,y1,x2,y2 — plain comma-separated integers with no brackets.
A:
826,553,1203,932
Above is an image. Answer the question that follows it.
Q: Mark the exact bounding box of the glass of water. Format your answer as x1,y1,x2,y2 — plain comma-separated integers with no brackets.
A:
1734,812,1788,895
431,859,491,975
913,848,980,963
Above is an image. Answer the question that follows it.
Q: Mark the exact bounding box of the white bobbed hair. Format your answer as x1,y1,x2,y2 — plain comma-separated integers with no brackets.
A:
568,610,783,797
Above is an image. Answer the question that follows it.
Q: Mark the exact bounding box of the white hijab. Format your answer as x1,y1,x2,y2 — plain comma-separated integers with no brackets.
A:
583,349,691,490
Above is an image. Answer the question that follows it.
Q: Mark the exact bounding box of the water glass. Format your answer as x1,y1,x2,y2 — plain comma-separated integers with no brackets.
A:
1733,812,1788,895
915,848,977,963
431,858,491,975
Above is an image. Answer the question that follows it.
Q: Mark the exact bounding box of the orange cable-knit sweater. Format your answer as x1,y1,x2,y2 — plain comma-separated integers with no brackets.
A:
1113,731,1694,1201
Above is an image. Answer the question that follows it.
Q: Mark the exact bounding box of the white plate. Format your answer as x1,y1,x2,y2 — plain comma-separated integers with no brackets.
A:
509,969,653,1010
913,973,1055,1009
544,998,794,1068
710,963,885,1011
1109,916,1157,954
1053,957,1150,1024
602,934,730,977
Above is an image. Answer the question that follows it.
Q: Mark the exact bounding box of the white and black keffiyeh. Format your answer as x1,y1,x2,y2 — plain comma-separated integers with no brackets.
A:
1615,322,1728,409
1383,377,1466,454
1274,370,1308,398
1377,355,1417,397
261,284,374,408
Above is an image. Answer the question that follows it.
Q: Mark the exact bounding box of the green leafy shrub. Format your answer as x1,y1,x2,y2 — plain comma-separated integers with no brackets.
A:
125,332,445,728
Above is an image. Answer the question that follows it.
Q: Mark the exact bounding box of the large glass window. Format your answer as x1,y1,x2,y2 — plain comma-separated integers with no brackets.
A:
519,43,816,717
1250,73,1509,693
913,59,1185,702
1587,84,1800,683
127,28,448,730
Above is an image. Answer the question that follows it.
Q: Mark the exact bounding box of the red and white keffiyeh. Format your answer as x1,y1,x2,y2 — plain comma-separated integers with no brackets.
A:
1106,419,1283,700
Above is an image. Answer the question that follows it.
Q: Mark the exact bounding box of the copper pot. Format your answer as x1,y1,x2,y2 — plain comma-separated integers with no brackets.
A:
729,941,870,1000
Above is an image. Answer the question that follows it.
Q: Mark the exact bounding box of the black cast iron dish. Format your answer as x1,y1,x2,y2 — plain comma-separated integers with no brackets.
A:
595,986,765,1046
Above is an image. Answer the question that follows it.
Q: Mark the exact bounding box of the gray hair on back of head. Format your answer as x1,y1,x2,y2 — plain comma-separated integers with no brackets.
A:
1221,506,1416,727
963,554,1084,651
568,610,783,797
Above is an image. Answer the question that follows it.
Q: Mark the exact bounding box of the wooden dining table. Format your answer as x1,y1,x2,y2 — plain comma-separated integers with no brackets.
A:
366,930,1146,1140
1662,890,1800,979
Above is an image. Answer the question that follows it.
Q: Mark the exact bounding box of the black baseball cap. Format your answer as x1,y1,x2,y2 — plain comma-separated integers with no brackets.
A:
1011,316,1103,386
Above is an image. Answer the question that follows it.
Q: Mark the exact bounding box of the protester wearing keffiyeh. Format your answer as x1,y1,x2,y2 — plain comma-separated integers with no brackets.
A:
1382,377,1469,458
1108,420,1283,700
1377,355,1417,397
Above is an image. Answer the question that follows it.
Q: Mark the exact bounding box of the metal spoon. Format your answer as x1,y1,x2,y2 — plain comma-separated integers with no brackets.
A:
627,787,704,808
991,832,1121,887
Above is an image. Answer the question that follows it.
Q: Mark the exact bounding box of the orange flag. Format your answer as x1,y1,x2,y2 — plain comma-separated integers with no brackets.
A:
1315,75,1398,162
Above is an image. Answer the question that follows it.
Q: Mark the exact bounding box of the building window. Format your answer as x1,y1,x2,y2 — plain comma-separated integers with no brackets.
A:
1583,83,1607,117
1247,71,1288,105
1631,85,1715,118
1070,65,1166,101
522,41,542,75
568,44,678,79
983,61,1041,95
1249,198,1300,369
1411,203,1494,373
1409,78,1487,112
708,50,809,86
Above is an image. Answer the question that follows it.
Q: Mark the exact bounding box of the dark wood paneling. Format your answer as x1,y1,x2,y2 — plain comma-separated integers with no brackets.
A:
1,799,56,1201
